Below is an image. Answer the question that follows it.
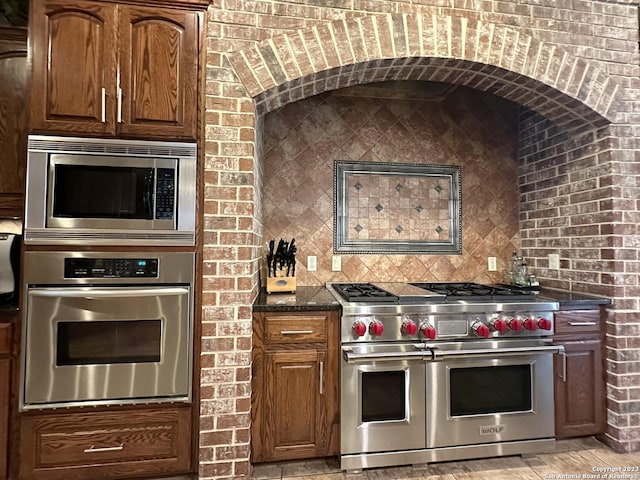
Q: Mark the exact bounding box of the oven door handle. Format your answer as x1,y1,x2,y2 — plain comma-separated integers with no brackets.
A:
430,344,564,360
342,347,432,363
28,287,190,298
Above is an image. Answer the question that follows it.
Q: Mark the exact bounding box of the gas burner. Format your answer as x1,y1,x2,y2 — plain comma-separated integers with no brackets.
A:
410,282,536,302
331,283,398,303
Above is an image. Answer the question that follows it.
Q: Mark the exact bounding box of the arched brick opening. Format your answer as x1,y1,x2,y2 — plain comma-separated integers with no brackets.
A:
228,13,621,126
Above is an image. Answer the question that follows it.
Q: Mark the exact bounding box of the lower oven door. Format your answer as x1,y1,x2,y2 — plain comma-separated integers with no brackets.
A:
426,341,562,448
341,344,428,455
22,286,192,409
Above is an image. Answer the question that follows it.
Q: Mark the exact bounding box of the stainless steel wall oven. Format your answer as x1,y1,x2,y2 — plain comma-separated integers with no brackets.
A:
20,251,195,410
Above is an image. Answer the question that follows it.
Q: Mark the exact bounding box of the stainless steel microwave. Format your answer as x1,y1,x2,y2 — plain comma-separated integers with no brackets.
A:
24,135,196,245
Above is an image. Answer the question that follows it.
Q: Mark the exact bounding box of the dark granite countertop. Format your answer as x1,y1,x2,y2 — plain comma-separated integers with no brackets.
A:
253,286,340,312
0,303,19,318
253,285,611,312
535,287,611,309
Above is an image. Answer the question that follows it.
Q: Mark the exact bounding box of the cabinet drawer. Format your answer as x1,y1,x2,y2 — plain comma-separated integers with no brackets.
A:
0,323,11,356
554,310,601,335
21,407,191,479
265,315,327,344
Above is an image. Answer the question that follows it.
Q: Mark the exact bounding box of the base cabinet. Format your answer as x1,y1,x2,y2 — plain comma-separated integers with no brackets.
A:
553,309,605,438
19,406,192,480
252,310,339,463
0,322,13,480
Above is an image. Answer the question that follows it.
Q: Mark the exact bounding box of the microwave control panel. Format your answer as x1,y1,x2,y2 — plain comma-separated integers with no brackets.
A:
155,168,175,220
64,258,159,278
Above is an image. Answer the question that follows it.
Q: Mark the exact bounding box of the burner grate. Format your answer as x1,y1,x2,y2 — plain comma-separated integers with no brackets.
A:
331,283,399,303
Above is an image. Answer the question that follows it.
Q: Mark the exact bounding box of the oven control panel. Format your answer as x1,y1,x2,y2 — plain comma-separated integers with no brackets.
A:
64,258,159,278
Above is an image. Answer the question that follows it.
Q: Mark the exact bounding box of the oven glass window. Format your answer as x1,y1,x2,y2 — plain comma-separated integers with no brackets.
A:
361,370,406,422
53,164,154,219
449,364,531,416
57,320,161,365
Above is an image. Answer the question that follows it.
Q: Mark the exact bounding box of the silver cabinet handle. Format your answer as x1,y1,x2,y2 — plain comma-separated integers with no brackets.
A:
558,345,567,382
567,321,597,326
117,87,123,123
116,67,123,123
101,87,106,123
319,361,324,395
280,330,313,335
84,443,124,453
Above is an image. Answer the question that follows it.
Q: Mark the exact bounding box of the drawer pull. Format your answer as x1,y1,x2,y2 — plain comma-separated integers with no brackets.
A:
319,361,324,395
83,443,124,453
280,330,314,335
567,321,597,326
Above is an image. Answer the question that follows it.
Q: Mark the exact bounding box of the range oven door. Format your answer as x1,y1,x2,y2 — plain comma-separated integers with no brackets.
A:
341,344,428,455
426,341,563,448
22,285,192,409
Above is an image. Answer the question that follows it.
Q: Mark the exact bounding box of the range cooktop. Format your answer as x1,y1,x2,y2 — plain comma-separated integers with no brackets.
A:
330,281,536,304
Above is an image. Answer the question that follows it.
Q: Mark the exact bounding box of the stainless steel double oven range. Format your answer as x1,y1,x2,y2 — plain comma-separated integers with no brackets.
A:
20,135,197,410
327,282,565,473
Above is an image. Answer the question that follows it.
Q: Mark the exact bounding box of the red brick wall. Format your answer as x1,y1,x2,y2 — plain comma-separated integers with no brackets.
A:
202,3,639,478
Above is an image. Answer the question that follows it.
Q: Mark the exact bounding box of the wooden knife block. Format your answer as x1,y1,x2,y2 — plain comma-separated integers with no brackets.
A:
267,276,296,293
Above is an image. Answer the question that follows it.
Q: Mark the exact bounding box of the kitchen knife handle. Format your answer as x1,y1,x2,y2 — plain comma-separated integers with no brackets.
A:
319,361,324,395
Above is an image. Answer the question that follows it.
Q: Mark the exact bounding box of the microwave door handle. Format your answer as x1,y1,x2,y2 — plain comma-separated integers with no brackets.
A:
146,173,155,219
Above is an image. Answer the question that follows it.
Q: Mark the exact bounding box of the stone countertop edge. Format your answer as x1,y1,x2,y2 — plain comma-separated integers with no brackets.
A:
252,286,612,312
253,286,341,312
536,287,612,309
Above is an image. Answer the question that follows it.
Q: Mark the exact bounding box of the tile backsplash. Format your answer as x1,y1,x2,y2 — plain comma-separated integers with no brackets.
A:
262,85,521,285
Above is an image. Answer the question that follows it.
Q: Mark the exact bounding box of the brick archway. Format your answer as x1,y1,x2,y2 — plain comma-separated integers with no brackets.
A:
227,13,621,128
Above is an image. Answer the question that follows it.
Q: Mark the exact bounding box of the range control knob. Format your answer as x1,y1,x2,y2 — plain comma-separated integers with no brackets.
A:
420,323,437,340
472,321,490,338
524,318,538,331
509,318,523,332
369,321,384,337
538,317,552,330
491,319,508,333
352,321,367,337
401,320,418,336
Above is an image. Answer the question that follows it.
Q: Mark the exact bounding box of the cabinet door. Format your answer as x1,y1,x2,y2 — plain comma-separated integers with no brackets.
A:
19,407,192,480
0,27,28,217
0,322,12,480
118,6,199,139
29,0,118,135
263,350,328,461
554,340,605,438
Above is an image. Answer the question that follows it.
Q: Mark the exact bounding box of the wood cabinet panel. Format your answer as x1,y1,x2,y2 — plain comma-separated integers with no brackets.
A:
118,5,198,138
265,315,328,344
553,308,605,439
0,26,28,218
0,323,11,356
264,350,327,460
0,358,9,480
19,407,192,480
30,0,118,135
29,0,200,140
252,310,339,463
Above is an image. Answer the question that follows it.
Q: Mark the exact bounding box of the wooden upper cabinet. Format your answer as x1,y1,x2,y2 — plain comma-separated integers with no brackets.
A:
118,6,198,139
0,26,29,217
29,0,200,140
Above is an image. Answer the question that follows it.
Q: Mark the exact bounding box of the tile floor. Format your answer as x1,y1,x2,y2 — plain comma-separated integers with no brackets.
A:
252,437,640,480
